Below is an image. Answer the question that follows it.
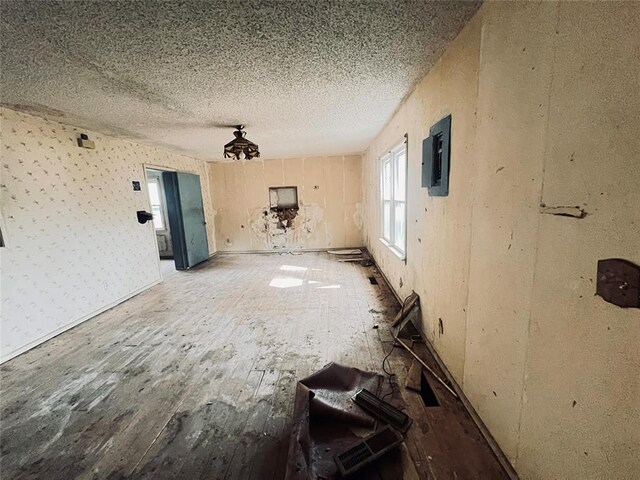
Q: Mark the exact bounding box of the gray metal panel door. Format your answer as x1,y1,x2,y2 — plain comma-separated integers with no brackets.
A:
164,172,209,269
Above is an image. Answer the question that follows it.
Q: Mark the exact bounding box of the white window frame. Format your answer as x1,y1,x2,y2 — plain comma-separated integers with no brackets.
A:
379,137,407,260
147,176,168,231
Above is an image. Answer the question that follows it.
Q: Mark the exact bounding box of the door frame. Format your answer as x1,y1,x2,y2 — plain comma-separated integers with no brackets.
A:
145,169,172,257
141,164,208,278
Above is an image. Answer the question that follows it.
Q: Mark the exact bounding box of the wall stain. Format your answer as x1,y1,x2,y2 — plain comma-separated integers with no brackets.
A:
249,204,324,250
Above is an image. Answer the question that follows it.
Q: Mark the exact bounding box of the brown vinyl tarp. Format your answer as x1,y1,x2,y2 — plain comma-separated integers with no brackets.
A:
285,363,387,479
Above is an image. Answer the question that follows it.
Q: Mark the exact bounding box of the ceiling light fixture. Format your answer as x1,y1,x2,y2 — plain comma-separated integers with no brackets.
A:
223,125,260,160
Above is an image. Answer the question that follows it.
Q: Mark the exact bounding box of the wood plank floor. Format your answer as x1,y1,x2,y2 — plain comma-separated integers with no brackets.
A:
0,253,508,479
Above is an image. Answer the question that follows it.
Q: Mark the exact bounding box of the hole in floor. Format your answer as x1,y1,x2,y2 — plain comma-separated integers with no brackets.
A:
368,276,378,285
420,371,440,407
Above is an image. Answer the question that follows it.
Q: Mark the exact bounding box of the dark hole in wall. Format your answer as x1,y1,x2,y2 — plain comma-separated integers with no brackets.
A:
273,208,298,230
0,225,5,247
420,372,440,407
369,276,378,285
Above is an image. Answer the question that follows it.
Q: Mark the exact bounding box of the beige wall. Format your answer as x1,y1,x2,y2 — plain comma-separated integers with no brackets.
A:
363,13,481,382
208,156,363,251
463,1,557,464
0,107,215,361
362,2,640,478
516,2,640,478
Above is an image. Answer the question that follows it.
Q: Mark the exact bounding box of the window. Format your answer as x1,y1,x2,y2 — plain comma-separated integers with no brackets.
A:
269,186,299,210
381,139,407,258
147,177,165,230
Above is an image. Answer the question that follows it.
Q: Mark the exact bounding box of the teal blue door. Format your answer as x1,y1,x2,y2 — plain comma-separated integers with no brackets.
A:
163,172,209,269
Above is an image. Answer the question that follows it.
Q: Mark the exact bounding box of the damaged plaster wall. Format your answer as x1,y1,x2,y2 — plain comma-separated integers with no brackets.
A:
0,107,216,362
362,2,639,479
208,156,363,251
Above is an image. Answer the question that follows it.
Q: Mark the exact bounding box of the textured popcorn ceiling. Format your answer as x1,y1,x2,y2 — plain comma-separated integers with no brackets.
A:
0,0,480,160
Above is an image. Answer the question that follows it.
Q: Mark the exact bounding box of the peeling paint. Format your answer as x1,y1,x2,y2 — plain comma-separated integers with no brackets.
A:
249,203,325,250
273,208,298,230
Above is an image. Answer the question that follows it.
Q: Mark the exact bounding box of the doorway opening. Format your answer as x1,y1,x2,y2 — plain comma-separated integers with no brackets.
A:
146,169,176,276
144,167,210,273
146,169,173,256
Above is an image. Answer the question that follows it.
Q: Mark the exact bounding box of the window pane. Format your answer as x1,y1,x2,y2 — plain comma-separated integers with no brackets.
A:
151,205,164,229
382,158,392,200
394,150,406,202
383,201,391,240
394,202,405,252
148,180,161,205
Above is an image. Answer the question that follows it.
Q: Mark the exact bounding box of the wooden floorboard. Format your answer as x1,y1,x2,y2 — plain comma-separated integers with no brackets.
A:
0,252,509,479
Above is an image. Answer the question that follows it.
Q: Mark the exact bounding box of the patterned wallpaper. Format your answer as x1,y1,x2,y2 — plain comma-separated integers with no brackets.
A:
0,107,216,361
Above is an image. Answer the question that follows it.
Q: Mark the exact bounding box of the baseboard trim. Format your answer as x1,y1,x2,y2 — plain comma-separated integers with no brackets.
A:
420,333,520,479
363,247,519,480
215,246,366,255
0,279,162,364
